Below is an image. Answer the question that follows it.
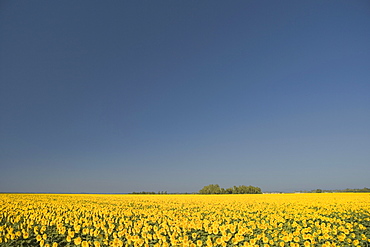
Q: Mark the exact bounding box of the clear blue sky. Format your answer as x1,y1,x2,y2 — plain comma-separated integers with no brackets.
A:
1,1,369,193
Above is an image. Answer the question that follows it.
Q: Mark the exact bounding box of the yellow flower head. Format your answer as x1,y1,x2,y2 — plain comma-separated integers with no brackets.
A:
74,237,82,245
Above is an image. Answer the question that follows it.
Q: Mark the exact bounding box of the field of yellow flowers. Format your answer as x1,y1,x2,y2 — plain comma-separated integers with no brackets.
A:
0,193,369,247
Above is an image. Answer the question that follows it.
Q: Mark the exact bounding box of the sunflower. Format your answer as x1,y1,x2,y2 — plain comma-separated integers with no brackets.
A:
74,236,82,245
81,241,89,247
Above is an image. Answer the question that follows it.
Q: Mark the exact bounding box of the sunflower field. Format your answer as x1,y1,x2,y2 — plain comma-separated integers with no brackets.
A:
0,193,369,247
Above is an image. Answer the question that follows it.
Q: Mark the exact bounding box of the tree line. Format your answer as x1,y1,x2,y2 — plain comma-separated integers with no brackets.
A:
130,191,168,194
295,187,370,193
199,184,262,194
311,188,370,193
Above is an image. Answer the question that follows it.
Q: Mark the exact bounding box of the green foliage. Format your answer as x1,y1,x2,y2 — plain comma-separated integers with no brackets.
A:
198,184,222,194
131,191,156,194
199,184,262,194
301,187,370,193
131,191,167,194
340,187,370,193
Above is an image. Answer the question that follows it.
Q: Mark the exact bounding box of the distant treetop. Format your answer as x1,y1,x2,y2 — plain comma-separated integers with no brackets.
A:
199,184,262,194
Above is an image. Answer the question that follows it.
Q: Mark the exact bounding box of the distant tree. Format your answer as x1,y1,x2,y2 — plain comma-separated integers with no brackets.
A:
225,187,233,194
131,191,156,194
199,184,222,194
237,185,248,194
361,187,370,192
234,185,262,194
315,189,323,193
247,185,262,194
199,184,262,194
232,185,240,194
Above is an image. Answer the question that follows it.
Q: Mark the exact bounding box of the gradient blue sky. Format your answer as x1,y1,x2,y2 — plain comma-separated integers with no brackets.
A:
1,1,369,193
